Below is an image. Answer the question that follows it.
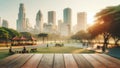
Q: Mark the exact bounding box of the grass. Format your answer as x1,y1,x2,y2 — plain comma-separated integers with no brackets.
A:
0,46,95,59
0,49,12,60
31,46,95,53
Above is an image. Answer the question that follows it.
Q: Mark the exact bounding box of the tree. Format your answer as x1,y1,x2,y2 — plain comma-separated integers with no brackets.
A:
0,28,9,42
0,27,20,47
71,30,94,43
38,33,48,43
20,32,32,38
88,5,120,52
47,33,62,43
0,27,20,39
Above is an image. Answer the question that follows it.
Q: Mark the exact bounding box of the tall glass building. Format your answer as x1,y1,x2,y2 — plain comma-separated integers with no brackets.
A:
48,11,56,25
17,3,27,32
63,8,72,24
35,10,43,33
63,8,72,35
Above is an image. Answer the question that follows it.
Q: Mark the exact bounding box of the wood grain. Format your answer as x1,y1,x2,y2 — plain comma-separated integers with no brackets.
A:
0,54,120,68
82,54,106,68
73,54,93,68
53,54,65,68
64,54,78,68
21,54,43,68
91,54,119,68
38,54,54,68
4,54,33,68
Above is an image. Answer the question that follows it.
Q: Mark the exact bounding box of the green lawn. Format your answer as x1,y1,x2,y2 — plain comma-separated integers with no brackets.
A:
31,46,95,53
0,50,12,60
0,46,95,59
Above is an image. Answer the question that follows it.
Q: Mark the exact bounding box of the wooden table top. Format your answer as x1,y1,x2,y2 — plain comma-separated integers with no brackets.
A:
0,54,120,68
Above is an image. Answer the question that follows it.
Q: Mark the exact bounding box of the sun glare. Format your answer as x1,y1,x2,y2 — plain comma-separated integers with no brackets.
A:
87,13,95,25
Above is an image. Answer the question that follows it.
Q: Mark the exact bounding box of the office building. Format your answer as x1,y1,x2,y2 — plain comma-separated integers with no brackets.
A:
77,12,87,31
48,11,56,25
2,19,8,28
35,10,43,33
16,3,27,32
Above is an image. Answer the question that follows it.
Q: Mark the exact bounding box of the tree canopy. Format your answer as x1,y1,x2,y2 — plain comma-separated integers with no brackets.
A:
88,5,120,52
71,30,94,41
0,27,20,41
0,28,8,41
20,32,32,38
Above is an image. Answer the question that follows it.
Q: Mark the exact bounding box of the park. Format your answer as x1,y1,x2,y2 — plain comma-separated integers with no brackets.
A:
0,0,120,68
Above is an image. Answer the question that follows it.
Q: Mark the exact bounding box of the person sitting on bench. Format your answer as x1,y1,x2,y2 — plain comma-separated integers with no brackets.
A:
22,46,27,53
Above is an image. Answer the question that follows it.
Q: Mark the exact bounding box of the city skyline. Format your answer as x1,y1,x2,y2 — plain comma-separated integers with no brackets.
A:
0,0,120,29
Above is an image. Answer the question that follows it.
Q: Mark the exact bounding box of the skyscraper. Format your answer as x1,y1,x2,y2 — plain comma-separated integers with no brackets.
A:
63,8,72,24
77,12,87,31
35,10,43,33
58,20,69,36
63,8,72,35
17,3,27,32
58,20,63,34
2,19,8,28
48,11,56,25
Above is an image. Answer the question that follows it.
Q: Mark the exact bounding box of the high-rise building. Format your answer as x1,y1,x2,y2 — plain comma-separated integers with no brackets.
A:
58,20,69,36
17,3,27,32
63,8,72,24
48,11,56,25
62,8,72,36
35,10,43,33
77,12,87,31
26,18,30,29
58,20,63,34
46,11,57,33
26,18,32,32
43,23,54,34
2,19,8,28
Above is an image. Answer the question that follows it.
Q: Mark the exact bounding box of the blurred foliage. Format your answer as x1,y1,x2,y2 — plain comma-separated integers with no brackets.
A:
0,27,20,42
71,30,94,41
20,32,32,38
88,5,120,49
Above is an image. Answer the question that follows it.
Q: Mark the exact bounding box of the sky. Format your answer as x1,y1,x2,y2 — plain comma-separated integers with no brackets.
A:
0,0,120,29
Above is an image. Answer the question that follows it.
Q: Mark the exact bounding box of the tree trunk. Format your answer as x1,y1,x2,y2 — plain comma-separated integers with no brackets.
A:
113,37,119,46
102,32,111,52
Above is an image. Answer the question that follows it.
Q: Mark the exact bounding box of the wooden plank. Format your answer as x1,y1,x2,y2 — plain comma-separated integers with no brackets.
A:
73,54,93,68
53,54,65,68
0,54,21,66
38,54,54,68
3,54,33,68
99,54,120,65
21,54,43,68
82,54,106,68
64,54,78,68
91,54,119,68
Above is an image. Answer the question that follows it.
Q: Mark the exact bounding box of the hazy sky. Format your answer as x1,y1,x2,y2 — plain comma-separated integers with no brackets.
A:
0,0,120,29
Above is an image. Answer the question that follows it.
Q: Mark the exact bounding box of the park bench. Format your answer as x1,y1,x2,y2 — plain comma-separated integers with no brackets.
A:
30,48,37,52
55,43,64,47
